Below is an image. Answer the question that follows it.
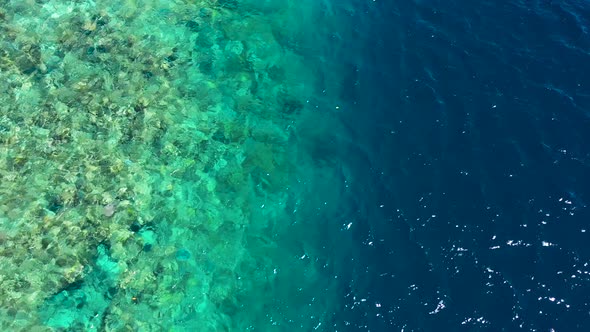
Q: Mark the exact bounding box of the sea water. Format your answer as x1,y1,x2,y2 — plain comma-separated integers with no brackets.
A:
0,0,588,331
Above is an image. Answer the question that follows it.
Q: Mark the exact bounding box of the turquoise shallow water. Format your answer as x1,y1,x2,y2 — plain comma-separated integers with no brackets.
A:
0,0,347,330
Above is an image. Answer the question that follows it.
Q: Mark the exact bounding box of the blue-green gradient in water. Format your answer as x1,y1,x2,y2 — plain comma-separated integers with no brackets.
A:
0,0,589,331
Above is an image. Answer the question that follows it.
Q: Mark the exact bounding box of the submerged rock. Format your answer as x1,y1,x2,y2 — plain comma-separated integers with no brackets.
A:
103,202,117,217
175,248,191,261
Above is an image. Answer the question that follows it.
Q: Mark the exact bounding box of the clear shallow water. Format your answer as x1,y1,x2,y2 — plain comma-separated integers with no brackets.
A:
0,0,589,331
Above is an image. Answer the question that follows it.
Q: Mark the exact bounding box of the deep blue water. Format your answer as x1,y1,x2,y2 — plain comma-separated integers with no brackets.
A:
310,0,590,330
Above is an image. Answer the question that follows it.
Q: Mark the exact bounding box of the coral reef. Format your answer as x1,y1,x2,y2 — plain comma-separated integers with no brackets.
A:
0,0,318,330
